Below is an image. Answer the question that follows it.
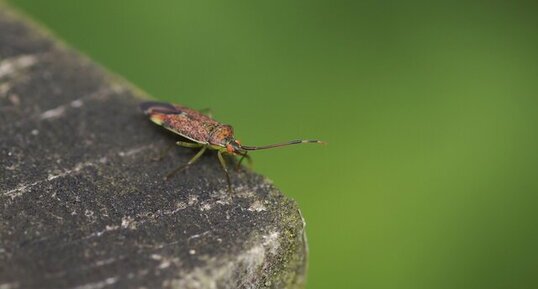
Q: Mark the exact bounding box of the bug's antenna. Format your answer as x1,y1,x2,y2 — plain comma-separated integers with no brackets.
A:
240,139,326,151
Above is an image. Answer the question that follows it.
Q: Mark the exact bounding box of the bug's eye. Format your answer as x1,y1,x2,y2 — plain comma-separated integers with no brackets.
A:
226,144,234,153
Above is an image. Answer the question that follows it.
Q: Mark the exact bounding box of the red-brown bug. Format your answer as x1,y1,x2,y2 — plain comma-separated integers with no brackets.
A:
140,101,324,193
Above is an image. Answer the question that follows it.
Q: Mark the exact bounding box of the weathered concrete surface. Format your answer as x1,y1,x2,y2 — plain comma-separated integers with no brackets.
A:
0,6,307,289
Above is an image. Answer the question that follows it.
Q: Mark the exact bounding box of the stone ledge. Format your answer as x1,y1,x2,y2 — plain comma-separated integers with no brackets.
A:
0,6,307,289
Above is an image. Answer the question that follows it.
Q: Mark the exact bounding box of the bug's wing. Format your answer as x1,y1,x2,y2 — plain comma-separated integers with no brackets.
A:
148,110,211,144
139,101,182,115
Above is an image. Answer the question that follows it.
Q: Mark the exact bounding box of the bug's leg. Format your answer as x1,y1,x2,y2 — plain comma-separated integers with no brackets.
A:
176,141,203,148
198,108,213,118
165,146,207,180
236,152,253,170
154,141,202,161
217,151,232,194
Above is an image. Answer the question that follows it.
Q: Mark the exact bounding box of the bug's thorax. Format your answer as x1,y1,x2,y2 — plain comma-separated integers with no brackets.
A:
207,125,247,154
207,125,232,150
208,125,233,145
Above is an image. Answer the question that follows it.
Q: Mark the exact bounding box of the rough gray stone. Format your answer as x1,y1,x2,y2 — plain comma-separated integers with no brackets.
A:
0,6,307,289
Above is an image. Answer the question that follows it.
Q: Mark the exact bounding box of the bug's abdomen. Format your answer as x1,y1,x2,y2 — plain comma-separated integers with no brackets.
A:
151,112,220,143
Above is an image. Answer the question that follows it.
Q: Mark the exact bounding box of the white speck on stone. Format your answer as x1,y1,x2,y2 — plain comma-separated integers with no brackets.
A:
150,254,162,260
162,201,188,216
39,96,87,121
31,129,39,136
39,105,66,120
46,160,97,182
121,216,136,229
8,94,20,106
187,195,198,206
187,231,211,243
189,249,196,255
262,231,280,255
0,282,20,289
248,200,267,212
233,185,256,198
105,225,119,231
70,99,84,107
93,257,118,267
200,202,212,211
117,145,150,158
72,277,118,289
151,254,175,270
215,200,225,206
0,54,37,79
46,173,60,181
158,260,171,269
176,201,187,210
81,224,121,240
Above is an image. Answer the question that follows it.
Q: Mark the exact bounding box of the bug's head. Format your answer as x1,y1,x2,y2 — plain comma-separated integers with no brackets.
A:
225,139,246,154
209,125,245,154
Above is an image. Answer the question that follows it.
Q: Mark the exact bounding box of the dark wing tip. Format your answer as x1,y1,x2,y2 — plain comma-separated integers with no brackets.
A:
139,101,182,115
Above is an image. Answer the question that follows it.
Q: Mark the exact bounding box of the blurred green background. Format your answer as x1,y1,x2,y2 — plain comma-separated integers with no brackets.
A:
7,0,538,288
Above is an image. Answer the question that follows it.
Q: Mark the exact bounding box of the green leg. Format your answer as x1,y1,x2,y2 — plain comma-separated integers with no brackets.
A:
165,146,207,180
153,141,203,161
176,141,203,148
217,151,232,194
236,152,253,170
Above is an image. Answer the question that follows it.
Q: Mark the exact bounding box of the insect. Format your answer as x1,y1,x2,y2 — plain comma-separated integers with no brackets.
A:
140,101,324,193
